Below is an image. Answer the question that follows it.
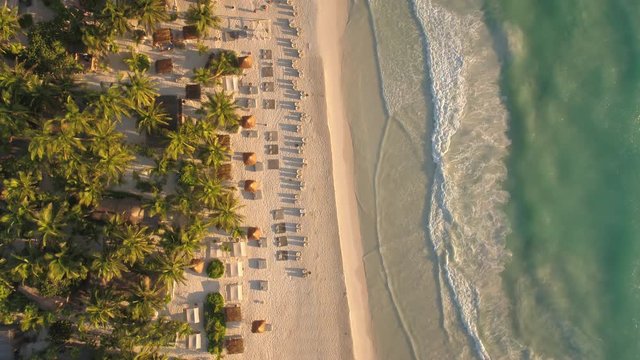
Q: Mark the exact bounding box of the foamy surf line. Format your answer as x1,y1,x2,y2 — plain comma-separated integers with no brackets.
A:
412,0,491,359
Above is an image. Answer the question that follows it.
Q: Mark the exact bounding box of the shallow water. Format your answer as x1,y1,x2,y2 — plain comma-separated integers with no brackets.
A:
343,0,640,359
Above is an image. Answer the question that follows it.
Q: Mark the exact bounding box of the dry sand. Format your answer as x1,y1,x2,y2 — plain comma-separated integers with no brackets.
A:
67,0,374,357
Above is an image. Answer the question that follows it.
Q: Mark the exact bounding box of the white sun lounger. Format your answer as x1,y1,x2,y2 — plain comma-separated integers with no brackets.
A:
185,306,200,324
231,241,247,257
227,283,243,302
187,333,202,349
227,260,244,278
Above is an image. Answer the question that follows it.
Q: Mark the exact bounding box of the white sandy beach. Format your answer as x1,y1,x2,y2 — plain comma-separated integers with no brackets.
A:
76,0,380,358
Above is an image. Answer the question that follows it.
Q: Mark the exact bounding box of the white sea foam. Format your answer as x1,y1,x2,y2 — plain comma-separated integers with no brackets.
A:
410,0,514,358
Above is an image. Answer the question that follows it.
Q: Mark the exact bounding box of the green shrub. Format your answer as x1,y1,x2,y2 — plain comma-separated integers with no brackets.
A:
124,52,151,72
204,292,226,355
18,14,33,29
206,259,224,279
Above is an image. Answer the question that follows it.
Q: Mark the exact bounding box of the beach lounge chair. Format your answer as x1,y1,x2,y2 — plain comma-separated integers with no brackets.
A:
275,236,288,247
254,161,264,171
274,223,286,234
187,333,202,349
261,49,272,60
267,159,279,170
263,99,276,109
256,258,267,269
226,260,244,278
184,306,200,324
252,190,263,200
258,280,268,291
266,144,279,155
226,283,243,302
265,131,279,142
273,209,285,220
245,130,259,138
231,242,247,257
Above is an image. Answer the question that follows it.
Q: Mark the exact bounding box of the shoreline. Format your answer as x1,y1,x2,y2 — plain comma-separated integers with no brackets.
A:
312,1,377,359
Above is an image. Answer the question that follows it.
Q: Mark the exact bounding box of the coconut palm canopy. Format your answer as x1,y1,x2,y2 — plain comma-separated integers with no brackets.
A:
0,2,247,356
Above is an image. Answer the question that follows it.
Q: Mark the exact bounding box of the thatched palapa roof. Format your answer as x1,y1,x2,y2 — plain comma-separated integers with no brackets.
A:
155,95,183,131
241,115,256,129
242,152,257,166
224,305,242,322
190,258,205,273
247,227,262,240
91,198,144,224
238,55,253,69
251,320,267,333
244,180,259,193
225,337,244,354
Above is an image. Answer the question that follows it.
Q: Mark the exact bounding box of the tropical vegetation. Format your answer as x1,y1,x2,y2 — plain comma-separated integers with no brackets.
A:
207,259,225,279
0,1,245,357
205,292,226,356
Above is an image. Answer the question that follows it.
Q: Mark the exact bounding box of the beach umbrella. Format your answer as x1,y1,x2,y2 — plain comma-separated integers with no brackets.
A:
244,180,260,193
238,55,254,69
241,115,256,129
247,227,262,240
243,152,257,166
190,258,205,273
252,320,267,333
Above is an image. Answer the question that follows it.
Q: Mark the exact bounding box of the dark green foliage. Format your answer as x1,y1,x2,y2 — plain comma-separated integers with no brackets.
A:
204,293,226,354
19,21,82,79
206,259,224,279
48,320,73,345
18,14,33,29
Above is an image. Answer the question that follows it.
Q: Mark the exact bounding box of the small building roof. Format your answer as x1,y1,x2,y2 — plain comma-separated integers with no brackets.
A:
91,198,144,224
155,95,183,131
153,28,172,46
224,305,242,322
182,25,199,40
185,84,202,100
225,337,244,354
155,58,173,74
217,163,232,181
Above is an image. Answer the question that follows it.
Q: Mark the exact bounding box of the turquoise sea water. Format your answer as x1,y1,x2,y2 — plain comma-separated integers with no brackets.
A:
344,0,640,358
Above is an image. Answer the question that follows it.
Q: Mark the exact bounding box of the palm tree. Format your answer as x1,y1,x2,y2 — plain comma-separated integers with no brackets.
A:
197,91,240,131
29,203,68,248
153,252,188,288
195,176,227,209
134,0,169,32
208,50,241,79
85,289,120,328
116,224,154,265
128,280,166,321
164,128,196,161
146,191,170,221
136,102,169,135
2,171,39,207
9,252,43,284
211,193,244,233
199,135,230,169
44,243,88,282
94,145,135,185
124,71,158,110
124,51,151,72
82,26,114,60
0,5,19,43
91,253,127,283
92,85,131,121
185,0,221,38
100,0,131,36
191,67,215,86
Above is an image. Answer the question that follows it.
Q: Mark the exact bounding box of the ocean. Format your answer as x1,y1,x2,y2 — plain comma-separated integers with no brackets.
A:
342,0,640,359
